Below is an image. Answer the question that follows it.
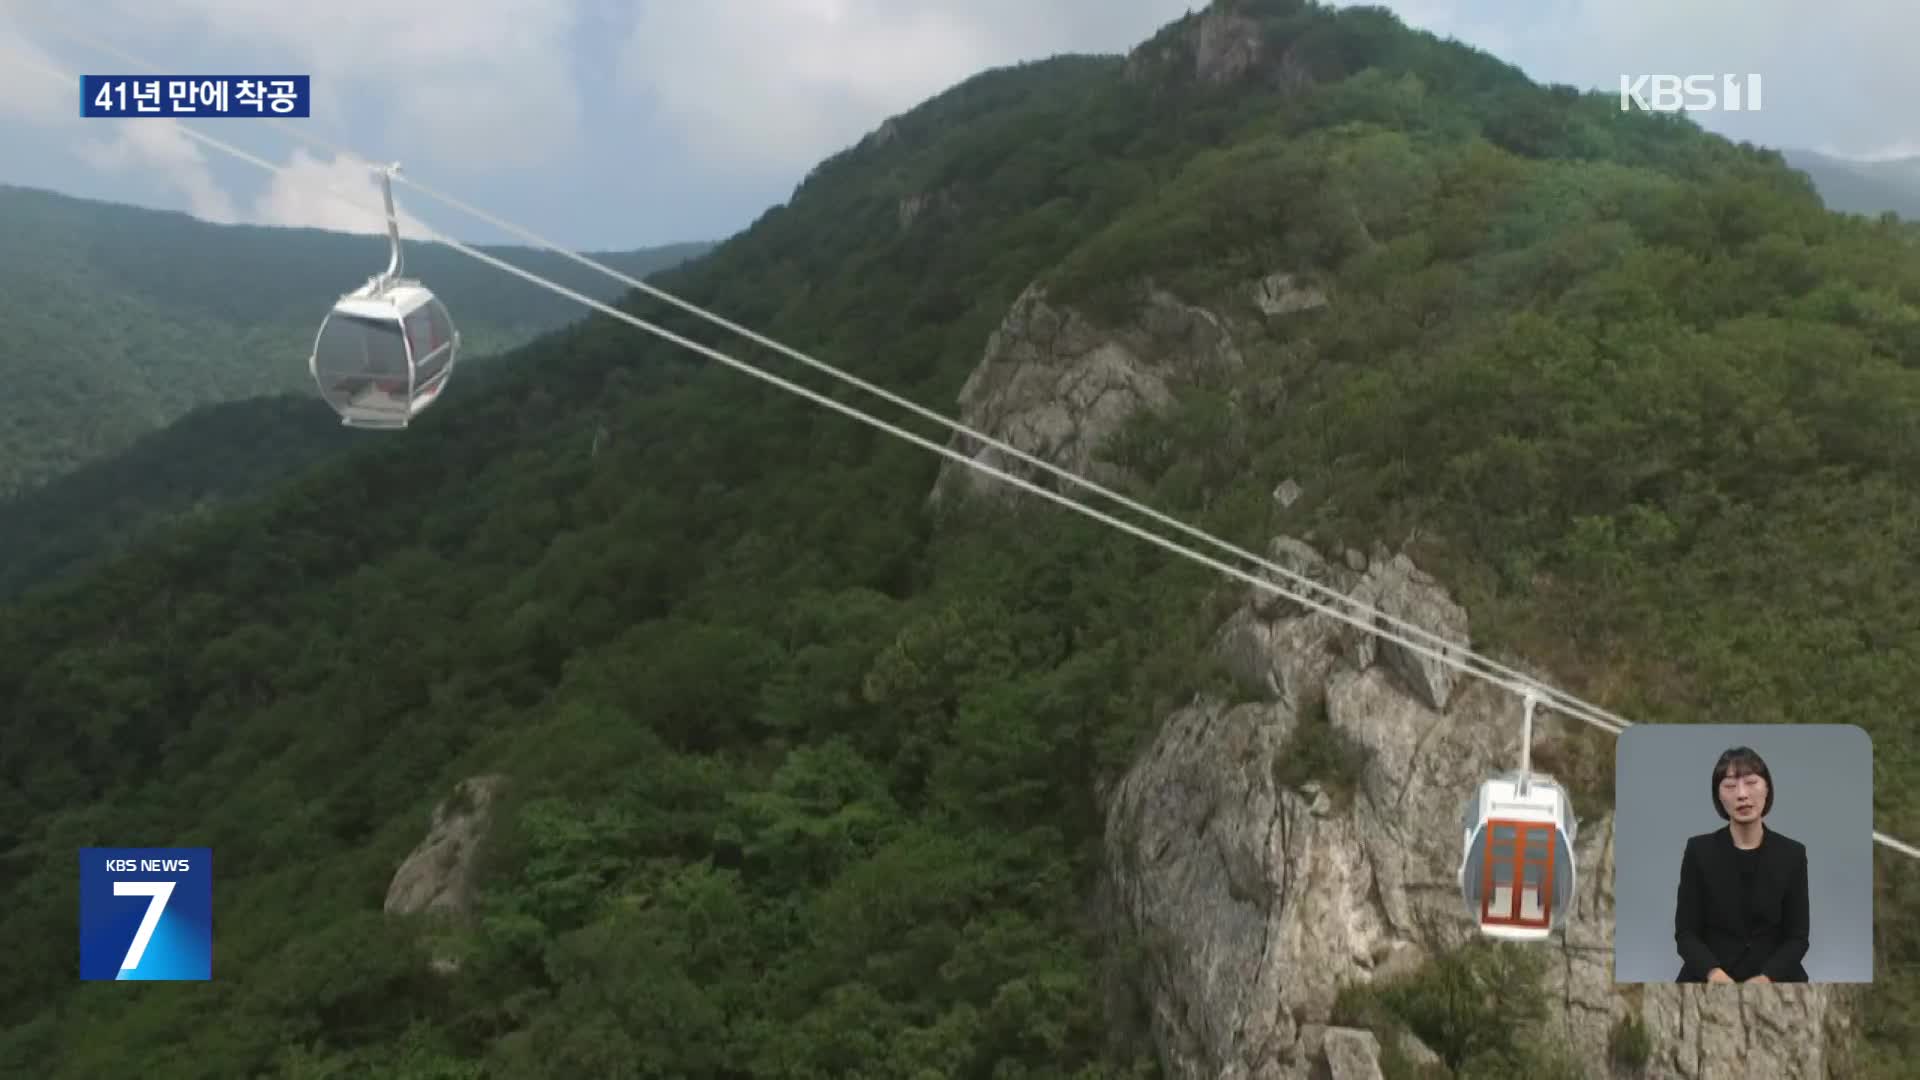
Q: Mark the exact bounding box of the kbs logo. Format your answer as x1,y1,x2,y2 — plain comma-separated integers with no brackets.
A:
1619,74,1763,113
78,848,212,980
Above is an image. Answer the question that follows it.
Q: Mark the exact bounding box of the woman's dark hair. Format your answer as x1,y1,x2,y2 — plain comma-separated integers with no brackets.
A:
1711,746,1774,819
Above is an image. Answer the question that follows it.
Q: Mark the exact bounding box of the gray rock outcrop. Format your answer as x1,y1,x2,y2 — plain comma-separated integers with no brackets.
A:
898,186,959,230
1104,538,1845,1078
931,265,1846,1078
384,774,508,918
1125,4,1320,96
1251,272,1329,317
1194,7,1264,85
929,282,1244,506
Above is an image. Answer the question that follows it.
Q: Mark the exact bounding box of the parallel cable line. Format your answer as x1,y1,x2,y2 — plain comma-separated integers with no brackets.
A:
28,17,1636,737
22,46,1920,862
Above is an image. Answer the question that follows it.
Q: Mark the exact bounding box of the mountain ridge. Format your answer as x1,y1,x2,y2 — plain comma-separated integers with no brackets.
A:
3,1,1917,1075
0,180,710,497
1782,148,1920,220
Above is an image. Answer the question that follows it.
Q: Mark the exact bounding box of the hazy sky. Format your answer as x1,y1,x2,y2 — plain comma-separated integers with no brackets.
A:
0,1,1904,251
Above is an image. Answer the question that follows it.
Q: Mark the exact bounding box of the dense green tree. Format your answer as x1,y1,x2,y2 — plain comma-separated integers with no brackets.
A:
6,1,1920,1076
0,190,707,596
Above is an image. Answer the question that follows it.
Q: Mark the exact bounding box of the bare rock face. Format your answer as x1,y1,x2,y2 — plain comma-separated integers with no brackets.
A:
898,185,958,230
1104,537,1845,1078
384,774,508,918
1104,697,1309,1078
1636,983,1841,1079
1123,3,1320,95
1358,554,1470,712
1123,7,1261,86
1194,8,1264,85
1321,1027,1385,1080
1252,273,1329,318
930,282,1243,506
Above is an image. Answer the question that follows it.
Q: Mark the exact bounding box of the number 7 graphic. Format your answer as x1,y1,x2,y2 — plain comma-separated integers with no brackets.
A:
114,881,174,971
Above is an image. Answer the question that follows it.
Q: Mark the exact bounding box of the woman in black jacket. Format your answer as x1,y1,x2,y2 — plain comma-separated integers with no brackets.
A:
1673,745,1811,983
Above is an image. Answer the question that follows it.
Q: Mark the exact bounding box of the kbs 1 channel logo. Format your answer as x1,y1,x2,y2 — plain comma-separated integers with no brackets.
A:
1619,73,1763,114
78,848,213,981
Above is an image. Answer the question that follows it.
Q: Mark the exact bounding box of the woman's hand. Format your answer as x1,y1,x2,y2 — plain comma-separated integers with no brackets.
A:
1708,968,1734,983
1747,975,1772,984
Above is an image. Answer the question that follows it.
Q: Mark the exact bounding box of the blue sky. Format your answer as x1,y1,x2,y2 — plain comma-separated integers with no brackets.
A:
0,1,1907,252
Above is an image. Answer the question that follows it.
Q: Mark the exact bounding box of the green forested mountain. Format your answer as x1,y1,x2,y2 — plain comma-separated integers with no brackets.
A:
0,181,708,496
1785,148,1920,220
0,348,589,602
5,0,1920,1075
0,393,365,599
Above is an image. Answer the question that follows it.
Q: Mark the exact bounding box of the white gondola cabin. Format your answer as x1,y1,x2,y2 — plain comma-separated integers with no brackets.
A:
1456,690,1579,940
307,163,460,429
1457,770,1578,939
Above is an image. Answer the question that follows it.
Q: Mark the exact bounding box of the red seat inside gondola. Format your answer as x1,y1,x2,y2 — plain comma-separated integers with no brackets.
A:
1479,818,1557,929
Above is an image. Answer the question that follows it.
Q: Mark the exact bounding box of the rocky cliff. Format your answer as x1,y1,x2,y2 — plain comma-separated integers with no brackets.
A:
936,281,1852,1078
373,274,1857,1078
928,272,1325,508
929,281,1246,506
384,774,509,920
1104,540,1847,1078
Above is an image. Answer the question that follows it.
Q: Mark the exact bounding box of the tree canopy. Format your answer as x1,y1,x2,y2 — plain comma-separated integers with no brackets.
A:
0,180,707,497
4,0,1918,1075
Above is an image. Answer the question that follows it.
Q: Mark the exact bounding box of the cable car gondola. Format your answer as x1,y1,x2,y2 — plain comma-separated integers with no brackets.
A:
308,163,460,429
1458,691,1579,940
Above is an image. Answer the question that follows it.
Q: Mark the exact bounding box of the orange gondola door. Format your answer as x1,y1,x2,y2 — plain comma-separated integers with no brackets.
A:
1479,819,1556,929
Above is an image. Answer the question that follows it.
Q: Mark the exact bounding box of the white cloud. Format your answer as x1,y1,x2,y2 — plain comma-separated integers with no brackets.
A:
0,4,77,125
0,0,585,233
74,120,241,223
615,0,1193,180
251,148,438,237
3,0,1914,241
1821,140,1920,165
76,124,447,236
616,2,995,176
610,0,1908,183
0,4,243,224
25,0,587,170
1344,0,1913,157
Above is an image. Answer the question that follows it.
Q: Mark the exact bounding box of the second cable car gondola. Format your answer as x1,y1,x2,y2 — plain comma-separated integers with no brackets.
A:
1457,691,1579,940
308,163,460,429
